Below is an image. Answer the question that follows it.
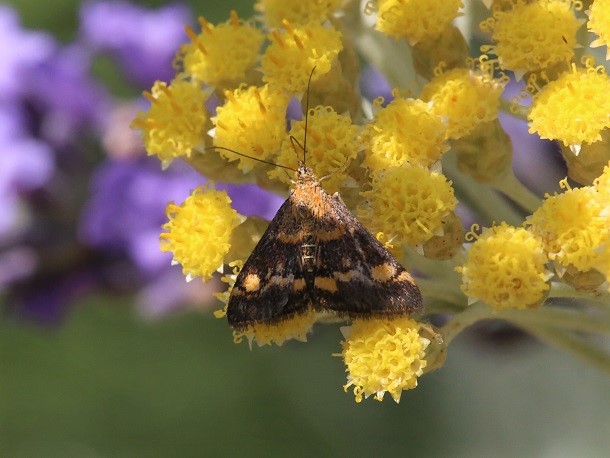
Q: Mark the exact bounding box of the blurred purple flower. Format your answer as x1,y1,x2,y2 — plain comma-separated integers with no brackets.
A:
360,65,393,105
0,6,55,101
80,0,192,87
24,44,110,147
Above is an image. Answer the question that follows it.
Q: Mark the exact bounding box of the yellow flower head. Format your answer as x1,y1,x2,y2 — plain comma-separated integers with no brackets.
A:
341,317,430,403
268,106,360,193
131,78,208,163
588,0,610,60
177,12,264,86
480,0,581,76
374,0,464,45
359,166,457,249
261,21,343,94
212,84,289,172
254,0,343,27
234,311,318,347
420,67,506,139
362,97,448,171
528,65,610,147
456,223,551,310
526,181,609,271
160,186,243,281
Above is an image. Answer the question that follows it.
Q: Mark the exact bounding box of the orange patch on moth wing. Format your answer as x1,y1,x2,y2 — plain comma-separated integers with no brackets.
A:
278,230,307,244
315,276,338,292
293,278,306,291
316,227,345,241
397,271,414,282
243,273,261,292
371,263,396,283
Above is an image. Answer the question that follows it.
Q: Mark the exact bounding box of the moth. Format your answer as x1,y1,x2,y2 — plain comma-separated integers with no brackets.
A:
226,162,423,330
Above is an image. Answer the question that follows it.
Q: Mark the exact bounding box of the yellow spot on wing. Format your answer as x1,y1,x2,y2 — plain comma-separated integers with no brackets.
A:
371,263,396,282
315,276,338,292
243,273,260,292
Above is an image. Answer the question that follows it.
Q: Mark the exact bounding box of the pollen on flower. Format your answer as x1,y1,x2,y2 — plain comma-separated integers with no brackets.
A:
176,11,264,86
361,97,448,170
374,0,464,45
587,0,610,60
212,84,289,172
131,79,208,162
160,186,243,281
526,182,609,272
341,317,430,403
479,0,581,76
359,166,457,250
268,106,360,193
261,21,343,94
233,310,318,347
254,0,343,27
527,65,610,147
593,161,610,200
456,223,551,310
420,67,507,139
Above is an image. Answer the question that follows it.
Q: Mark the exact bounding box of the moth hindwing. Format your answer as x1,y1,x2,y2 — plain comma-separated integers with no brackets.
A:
226,165,422,330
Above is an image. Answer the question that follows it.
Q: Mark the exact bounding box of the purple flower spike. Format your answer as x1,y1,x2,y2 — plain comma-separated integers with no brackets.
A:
80,1,193,87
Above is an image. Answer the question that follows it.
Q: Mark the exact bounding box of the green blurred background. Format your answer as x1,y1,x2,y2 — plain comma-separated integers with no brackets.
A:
2,0,610,456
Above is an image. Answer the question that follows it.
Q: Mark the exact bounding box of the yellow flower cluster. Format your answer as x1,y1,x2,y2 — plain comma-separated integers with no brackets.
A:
131,79,208,163
130,0,610,404
457,223,551,311
528,65,610,147
588,0,610,59
374,0,464,45
527,180,609,273
362,97,448,170
420,67,507,139
261,21,343,93
480,0,580,77
212,84,289,172
160,187,243,281
341,318,430,403
359,166,457,250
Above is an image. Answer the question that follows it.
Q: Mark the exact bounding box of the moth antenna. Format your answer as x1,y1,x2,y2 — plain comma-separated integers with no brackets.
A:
289,135,305,163
203,146,297,172
303,66,317,165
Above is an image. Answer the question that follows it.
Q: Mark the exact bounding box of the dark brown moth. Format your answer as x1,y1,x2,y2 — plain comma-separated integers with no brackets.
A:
226,162,423,330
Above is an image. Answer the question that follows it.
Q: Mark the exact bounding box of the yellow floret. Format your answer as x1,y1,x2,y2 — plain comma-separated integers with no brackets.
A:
374,0,464,45
131,79,208,163
588,0,610,60
359,166,457,249
254,0,343,27
528,65,610,147
456,223,551,310
341,317,430,403
160,186,243,281
362,97,448,170
212,84,289,172
480,0,581,76
526,181,609,271
234,310,319,347
268,106,360,193
177,11,264,86
261,21,343,94
420,67,506,139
